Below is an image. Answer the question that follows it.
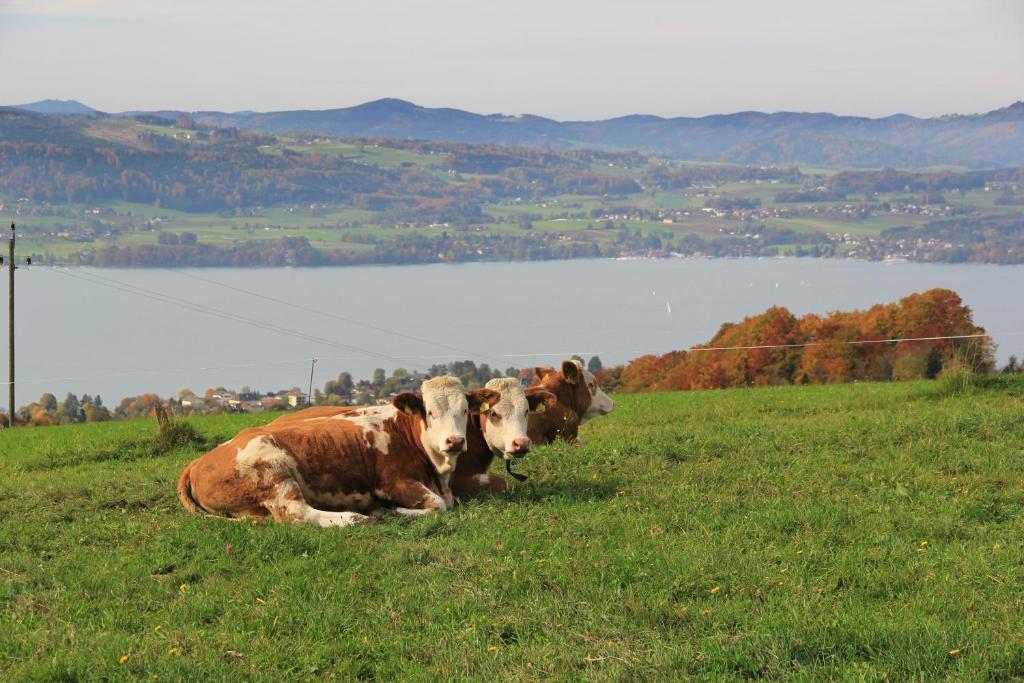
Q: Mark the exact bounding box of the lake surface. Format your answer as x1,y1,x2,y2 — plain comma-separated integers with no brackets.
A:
4,258,1023,405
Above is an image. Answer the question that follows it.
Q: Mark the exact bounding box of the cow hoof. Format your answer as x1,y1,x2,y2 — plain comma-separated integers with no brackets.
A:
572,437,585,446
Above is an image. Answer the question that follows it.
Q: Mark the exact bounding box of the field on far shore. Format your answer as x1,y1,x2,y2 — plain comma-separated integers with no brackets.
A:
7,182,1006,262
3,377,1024,679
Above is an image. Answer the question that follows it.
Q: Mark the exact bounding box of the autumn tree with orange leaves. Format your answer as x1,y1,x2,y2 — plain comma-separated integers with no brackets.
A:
615,289,992,392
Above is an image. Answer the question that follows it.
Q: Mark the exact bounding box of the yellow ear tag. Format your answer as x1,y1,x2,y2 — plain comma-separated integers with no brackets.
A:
479,402,490,413
535,404,546,413
403,406,413,415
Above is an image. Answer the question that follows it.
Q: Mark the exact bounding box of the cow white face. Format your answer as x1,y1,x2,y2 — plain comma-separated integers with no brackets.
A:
394,377,500,476
480,378,556,460
580,367,614,422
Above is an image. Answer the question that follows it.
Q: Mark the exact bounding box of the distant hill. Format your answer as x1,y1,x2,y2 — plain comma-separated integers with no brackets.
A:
6,97,1024,166
12,99,98,115
165,98,1024,168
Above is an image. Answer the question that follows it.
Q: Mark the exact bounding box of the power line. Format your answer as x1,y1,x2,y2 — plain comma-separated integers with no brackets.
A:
161,268,509,367
41,267,417,366
0,356,319,387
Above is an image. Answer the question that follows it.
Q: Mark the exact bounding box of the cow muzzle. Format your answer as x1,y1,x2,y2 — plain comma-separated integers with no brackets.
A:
503,437,531,460
442,435,466,455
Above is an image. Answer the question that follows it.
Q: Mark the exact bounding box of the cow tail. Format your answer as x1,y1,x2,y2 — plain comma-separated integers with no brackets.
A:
177,461,207,515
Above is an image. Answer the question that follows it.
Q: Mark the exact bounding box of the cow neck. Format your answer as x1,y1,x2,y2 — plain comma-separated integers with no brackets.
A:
458,413,493,474
397,411,445,494
540,374,588,416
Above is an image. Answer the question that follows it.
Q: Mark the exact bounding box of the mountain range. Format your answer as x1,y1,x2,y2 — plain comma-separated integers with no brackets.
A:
10,97,1024,168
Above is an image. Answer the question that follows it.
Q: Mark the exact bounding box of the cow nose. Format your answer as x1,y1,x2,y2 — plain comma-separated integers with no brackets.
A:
511,437,531,454
445,436,465,451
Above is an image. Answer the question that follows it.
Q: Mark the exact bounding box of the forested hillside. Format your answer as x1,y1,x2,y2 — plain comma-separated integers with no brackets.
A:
4,108,1024,266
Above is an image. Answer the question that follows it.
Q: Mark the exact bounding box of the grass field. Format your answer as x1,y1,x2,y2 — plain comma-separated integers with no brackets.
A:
3,377,1024,679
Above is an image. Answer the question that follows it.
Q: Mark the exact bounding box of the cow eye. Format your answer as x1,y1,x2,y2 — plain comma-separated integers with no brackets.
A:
490,412,502,422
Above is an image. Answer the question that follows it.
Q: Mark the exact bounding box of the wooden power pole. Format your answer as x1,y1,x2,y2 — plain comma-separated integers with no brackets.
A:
7,223,14,428
308,357,318,407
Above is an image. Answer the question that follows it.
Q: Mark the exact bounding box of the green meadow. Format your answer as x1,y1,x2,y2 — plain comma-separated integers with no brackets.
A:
3,377,1024,679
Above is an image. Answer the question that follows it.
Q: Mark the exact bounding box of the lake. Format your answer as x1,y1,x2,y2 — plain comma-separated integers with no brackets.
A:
4,258,1023,405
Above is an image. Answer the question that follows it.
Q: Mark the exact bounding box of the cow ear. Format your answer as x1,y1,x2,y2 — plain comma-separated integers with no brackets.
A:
392,393,424,417
533,367,551,383
526,390,557,413
466,389,501,414
562,360,581,385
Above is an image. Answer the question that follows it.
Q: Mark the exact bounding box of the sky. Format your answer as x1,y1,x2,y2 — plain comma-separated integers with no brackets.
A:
0,0,1022,119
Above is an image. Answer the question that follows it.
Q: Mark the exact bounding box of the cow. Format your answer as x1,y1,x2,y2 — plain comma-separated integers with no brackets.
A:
176,376,500,526
451,377,557,499
266,378,557,502
526,359,615,445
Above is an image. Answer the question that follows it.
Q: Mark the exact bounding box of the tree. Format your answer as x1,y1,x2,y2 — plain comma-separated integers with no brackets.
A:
59,393,82,424
372,368,386,386
587,356,604,372
82,403,111,422
39,393,57,412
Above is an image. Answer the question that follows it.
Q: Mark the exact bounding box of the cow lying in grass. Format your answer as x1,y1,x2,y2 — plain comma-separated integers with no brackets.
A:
177,376,498,526
527,360,615,445
266,378,556,502
451,377,557,499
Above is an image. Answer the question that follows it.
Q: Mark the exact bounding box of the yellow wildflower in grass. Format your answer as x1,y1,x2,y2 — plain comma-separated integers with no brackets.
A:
949,648,961,657
709,586,721,594
119,655,129,664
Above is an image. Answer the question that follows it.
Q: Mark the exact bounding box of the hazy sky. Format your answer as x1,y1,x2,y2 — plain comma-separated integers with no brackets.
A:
1,0,1021,119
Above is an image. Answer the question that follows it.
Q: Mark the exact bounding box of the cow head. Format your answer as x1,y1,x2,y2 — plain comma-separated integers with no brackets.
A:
579,365,614,421
535,360,614,422
393,376,500,475
477,378,556,460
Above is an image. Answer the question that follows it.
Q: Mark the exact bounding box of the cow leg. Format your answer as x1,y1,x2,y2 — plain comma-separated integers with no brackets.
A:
453,472,487,500
264,481,370,527
383,479,449,516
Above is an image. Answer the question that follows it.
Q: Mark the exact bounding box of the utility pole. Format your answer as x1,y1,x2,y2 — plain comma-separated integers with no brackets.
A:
7,223,14,428
308,357,318,407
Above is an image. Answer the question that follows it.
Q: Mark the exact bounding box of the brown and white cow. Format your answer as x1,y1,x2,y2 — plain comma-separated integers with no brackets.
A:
177,376,499,526
451,377,556,499
527,360,615,445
